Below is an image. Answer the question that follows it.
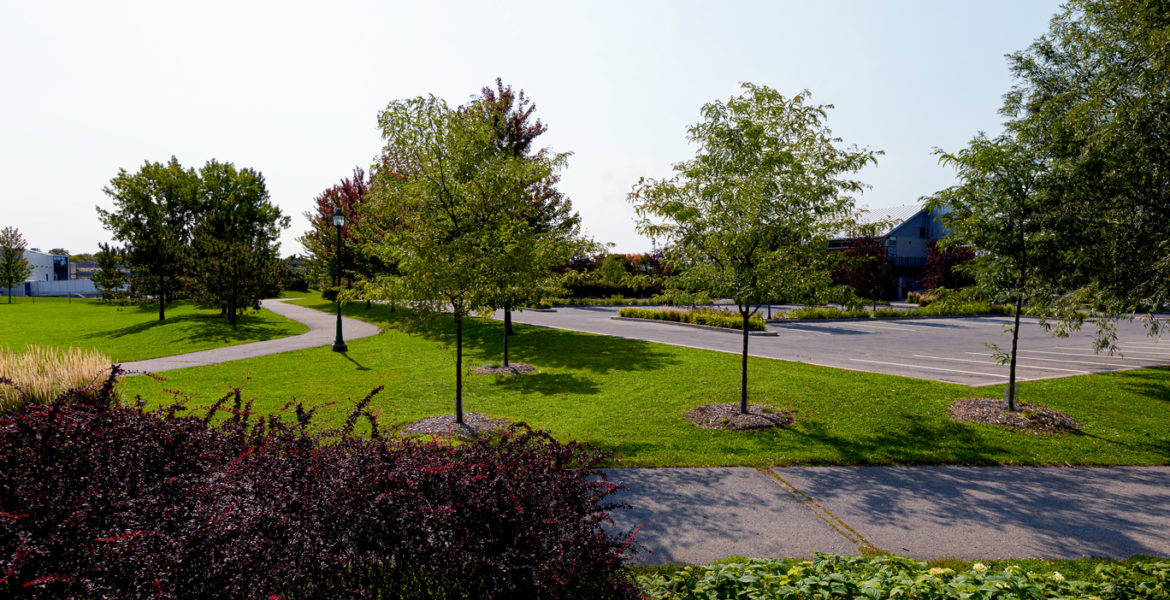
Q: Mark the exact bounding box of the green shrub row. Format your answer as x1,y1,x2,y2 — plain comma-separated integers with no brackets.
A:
782,302,1012,320
638,554,1170,600
618,308,766,331
543,296,662,307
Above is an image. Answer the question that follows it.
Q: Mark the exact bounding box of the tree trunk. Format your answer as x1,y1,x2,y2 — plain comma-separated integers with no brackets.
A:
503,316,510,367
455,312,464,425
1004,294,1023,411
504,307,515,335
228,297,237,325
740,308,750,414
157,281,166,321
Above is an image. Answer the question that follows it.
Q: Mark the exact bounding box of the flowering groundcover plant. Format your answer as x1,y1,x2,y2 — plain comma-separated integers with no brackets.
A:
0,369,640,599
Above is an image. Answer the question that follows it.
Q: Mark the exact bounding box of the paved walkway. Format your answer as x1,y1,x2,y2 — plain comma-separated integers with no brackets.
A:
120,298,380,373
605,466,1170,564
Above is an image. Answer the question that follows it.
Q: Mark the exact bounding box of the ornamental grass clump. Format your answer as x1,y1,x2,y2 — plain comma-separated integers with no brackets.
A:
0,368,640,599
0,345,114,413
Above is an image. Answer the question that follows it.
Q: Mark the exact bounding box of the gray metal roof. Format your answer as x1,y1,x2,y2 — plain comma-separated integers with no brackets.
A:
830,203,924,239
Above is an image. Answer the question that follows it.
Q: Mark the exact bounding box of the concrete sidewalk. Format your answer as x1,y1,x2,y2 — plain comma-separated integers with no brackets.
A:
605,466,1170,565
120,298,380,373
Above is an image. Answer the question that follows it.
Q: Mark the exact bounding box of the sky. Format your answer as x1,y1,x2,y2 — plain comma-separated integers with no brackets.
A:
0,0,1063,256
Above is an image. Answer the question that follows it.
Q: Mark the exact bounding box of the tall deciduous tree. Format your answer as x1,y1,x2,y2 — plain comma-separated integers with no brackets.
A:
920,240,975,291
92,243,126,302
471,79,580,362
98,158,198,321
189,160,289,324
630,84,878,414
0,227,32,303
1004,0,1169,340
369,94,555,424
927,134,1056,411
299,167,377,291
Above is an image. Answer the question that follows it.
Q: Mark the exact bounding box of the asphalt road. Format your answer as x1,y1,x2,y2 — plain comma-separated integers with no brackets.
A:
606,466,1170,564
503,306,1169,386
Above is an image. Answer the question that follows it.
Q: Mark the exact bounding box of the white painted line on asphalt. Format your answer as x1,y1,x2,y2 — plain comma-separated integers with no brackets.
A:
1056,344,1170,356
963,352,1137,369
912,355,1088,374
850,358,1011,379
836,322,906,331
1018,349,1169,361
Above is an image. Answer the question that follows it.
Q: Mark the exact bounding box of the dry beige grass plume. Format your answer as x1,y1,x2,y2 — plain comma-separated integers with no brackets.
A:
0,345,115,412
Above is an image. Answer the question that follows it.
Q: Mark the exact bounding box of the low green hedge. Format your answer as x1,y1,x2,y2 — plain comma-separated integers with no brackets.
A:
638,554,1170,600
781,303,1012,320
544,296,661,307
618,308,766,331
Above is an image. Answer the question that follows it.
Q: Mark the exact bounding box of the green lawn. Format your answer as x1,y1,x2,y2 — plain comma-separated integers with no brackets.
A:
117,291,1170,467
0,297,308,362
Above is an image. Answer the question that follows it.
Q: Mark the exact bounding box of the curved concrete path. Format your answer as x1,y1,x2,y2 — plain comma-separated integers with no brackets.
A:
120,298,380,373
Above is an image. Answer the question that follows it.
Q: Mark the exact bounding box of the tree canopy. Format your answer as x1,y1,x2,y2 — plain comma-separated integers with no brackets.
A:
0,227,32,303
630,83,878,413
367,93,564,423
1003,0,1170,336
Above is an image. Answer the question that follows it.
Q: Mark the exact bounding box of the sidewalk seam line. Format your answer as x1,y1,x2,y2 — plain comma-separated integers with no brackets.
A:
759,468,876,551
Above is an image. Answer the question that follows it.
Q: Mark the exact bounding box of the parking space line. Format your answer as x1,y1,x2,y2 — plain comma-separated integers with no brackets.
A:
850,358,1010,379
912,355,1087,374
1018,349,1168,361
965,352,1136,369
1056,345,1170,356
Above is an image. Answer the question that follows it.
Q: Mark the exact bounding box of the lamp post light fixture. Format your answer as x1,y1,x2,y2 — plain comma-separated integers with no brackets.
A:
331,207,348,352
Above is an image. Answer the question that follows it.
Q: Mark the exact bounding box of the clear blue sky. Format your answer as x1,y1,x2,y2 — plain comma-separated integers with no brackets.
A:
0,0,1062,256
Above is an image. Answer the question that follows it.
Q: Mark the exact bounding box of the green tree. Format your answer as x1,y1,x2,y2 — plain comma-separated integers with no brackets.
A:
91,243,126,302
927,134,1056,411
47,248,68,256
368,94,550,424
472,79,581,345
1003,0,1170,340
0,226,32,303
630,84,878,414
188,160,288,325
98,158,199,321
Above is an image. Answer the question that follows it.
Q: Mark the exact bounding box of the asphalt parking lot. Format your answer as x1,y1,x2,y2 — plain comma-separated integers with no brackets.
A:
504,306,1169,386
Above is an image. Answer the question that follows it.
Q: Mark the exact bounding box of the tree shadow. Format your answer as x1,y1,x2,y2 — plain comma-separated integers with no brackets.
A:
487,372,601,396
83,312,295,345
770,323,872,335
790,416,1013,465
350,304,679,375
1115,366,1170,403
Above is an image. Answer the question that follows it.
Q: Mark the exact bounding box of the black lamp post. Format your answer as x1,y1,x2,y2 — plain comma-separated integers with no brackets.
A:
331,208,348,352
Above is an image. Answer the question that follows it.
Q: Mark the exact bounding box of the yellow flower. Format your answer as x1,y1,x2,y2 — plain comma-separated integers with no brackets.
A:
927,567,954,576
972,563,989,573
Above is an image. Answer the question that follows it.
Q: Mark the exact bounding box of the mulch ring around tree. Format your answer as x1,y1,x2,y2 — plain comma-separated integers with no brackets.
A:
471,362,537,376
684,403,795,431
403,413,514,438
948,397,1079,434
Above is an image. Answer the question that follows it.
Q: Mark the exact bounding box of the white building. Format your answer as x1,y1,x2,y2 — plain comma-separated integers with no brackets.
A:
0,249,98,297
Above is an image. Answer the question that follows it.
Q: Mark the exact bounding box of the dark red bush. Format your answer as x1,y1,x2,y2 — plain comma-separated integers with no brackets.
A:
0,370,639,599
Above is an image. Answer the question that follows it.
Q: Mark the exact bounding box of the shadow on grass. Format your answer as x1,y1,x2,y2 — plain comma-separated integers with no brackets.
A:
790,416,1013,466
329,301,679,376
1115,366,1170,404
83,310,294,345
489,372,601,396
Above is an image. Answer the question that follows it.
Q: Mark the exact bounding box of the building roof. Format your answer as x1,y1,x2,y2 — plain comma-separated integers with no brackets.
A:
830,204,925,240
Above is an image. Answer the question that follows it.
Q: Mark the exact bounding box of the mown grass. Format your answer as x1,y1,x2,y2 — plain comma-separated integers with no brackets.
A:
0,297,307,362
116,291,1170,467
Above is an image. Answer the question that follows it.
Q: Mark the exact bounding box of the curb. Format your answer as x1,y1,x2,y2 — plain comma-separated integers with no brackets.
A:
768,313,1013,324
610,316,777,336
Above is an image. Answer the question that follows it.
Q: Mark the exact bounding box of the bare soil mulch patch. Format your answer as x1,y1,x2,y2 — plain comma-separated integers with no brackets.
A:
403,413,514,438
684,403,795,431
471,362,537,376
948,397,1079,434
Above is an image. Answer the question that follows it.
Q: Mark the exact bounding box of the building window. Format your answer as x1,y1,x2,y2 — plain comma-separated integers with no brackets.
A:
919,226,926,238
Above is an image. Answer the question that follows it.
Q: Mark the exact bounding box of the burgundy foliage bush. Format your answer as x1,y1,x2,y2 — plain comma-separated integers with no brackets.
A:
0,370,639,599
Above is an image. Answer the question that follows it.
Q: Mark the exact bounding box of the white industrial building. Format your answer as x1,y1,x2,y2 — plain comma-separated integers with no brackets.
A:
0,249,97,297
